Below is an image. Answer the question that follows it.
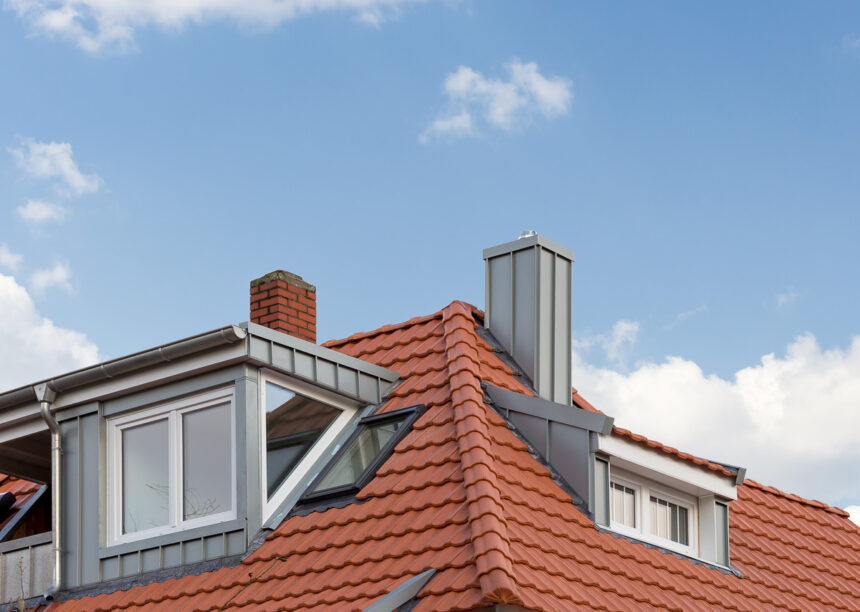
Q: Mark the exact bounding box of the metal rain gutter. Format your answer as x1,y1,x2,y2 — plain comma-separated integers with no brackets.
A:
35,382,60,600
0,325,248,411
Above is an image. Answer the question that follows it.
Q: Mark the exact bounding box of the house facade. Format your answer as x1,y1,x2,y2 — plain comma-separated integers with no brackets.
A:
0,234,857,611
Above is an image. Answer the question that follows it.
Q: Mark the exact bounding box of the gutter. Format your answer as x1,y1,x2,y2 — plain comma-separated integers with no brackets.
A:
0,325,248,411
35,382,60,600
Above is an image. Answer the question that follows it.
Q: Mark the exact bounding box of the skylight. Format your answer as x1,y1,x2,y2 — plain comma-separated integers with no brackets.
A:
301,405,425,503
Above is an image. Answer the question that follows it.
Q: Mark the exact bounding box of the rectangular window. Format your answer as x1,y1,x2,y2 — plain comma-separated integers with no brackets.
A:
593,457,610,526
650,495,689,546
107,388,236,545
604,467,698,558
611,482,636,528
715,501,729,565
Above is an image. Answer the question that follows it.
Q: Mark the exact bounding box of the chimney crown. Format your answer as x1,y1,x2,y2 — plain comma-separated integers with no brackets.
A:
250,270,317,343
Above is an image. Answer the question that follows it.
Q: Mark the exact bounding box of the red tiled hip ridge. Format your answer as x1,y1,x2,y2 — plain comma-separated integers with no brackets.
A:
440,301,523,606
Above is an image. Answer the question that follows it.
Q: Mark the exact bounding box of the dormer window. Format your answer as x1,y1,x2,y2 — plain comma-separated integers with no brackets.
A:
594,434,739,567
106,387,236,545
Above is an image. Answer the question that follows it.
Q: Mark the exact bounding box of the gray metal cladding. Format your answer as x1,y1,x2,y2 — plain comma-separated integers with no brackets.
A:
483,234,574,405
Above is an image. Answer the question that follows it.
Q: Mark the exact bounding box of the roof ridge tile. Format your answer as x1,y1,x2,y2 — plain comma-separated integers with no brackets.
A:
439,301,523,606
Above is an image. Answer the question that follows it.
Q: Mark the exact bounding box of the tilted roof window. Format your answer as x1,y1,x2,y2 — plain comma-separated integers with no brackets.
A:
301,405,425,504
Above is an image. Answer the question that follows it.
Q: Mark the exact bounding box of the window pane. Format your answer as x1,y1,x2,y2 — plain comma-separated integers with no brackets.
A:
313,418,405,491
716,502,729,564
183,403,232,521
593,458,609,526
611,483,635,528
122,419,169,534
265,382,339,499
650,495,689,546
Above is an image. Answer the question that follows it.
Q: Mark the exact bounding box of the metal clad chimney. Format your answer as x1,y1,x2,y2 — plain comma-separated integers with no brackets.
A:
483,233,574,405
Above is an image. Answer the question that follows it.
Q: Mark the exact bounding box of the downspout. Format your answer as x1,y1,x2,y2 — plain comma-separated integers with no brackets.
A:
34,382,61,600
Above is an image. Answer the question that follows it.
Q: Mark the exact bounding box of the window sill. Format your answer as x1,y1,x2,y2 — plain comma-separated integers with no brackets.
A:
595,525,742,577
99,517,246,558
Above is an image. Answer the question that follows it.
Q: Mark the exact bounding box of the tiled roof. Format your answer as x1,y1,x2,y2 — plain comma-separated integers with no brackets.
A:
45,301,860,611
0,473,42,535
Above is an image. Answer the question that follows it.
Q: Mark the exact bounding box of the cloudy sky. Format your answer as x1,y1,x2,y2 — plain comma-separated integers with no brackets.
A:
1,1,858,519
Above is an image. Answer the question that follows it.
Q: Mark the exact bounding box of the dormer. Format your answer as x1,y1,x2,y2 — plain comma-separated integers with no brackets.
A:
0,270,402,601
481,233,744,570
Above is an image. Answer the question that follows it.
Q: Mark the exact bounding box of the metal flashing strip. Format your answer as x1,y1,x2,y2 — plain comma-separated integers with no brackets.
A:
361,569,436,612
483,384,614,434
245,322,400,405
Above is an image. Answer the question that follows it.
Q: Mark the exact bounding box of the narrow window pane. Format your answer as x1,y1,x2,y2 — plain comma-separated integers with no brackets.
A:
313,418,405,491
611,483,636,528
265,382,340,499
122,419,169,534
593,459,609,526
183,403,232,521
716,502,729,564
677,506,689,545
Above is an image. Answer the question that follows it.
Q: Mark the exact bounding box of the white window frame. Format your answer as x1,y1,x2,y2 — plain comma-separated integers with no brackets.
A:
260,370,359,521
106,387,237,546
608,467,698,558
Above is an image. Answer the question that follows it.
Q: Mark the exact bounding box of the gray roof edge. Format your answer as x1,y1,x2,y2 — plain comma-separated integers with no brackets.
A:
241,322,400,382
361,569,436,612
483,383,610,433
0,325,247,412
482,234,575,262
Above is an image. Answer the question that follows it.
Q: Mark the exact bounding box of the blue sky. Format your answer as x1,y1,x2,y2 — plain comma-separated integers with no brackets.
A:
1,2,858,513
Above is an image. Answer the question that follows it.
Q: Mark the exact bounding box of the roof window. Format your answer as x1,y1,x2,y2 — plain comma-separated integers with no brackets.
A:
260,372,360,520
301,405,425,504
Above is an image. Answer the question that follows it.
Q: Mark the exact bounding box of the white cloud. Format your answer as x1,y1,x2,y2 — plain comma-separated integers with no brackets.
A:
574,319,639,368
30,262,73,294
843,35,860,56
2,0,425,53
0,273,98,392
572,325,860,508
423,60,572,141
663,303,708,331
0,244,23,272
776,286,803,308
419,111,473,142
16,199,68,223
847,505,860,527
9,139,101,197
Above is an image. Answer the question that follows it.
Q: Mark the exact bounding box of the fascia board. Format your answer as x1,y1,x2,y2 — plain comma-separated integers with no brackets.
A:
598,434,737,500
0,342,248,441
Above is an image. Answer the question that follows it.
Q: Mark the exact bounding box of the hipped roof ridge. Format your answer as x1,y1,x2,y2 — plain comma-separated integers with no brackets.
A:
439,301,523,606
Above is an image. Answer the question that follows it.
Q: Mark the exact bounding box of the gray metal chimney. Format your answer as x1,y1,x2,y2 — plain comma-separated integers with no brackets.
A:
483,233,574,405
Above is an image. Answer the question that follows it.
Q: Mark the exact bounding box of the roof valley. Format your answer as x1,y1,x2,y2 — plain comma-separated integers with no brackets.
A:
440,301,523,607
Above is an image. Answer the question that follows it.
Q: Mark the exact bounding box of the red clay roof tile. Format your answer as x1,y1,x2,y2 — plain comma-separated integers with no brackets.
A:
42,300,860,612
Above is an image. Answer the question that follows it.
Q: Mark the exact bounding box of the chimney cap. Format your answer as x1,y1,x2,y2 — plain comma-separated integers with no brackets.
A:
518,230,537,240
483,233,575,262
250,270,316,293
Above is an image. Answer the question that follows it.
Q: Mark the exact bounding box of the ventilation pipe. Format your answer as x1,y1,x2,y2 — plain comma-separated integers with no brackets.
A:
35,382,61,600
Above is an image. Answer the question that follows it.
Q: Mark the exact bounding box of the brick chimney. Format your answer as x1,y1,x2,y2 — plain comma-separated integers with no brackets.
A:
249,270,316,343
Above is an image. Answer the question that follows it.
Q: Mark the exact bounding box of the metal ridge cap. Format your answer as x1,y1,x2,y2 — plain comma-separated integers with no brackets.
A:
482,233,575,262
0,324,247,410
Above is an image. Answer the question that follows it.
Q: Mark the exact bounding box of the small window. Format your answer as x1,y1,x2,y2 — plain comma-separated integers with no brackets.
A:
302,405,425,503
650,495,688,546
606,468,697,557
107,388,236,545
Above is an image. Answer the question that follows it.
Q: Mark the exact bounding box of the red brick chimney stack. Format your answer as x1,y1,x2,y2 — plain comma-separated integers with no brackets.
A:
249,270,317,343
